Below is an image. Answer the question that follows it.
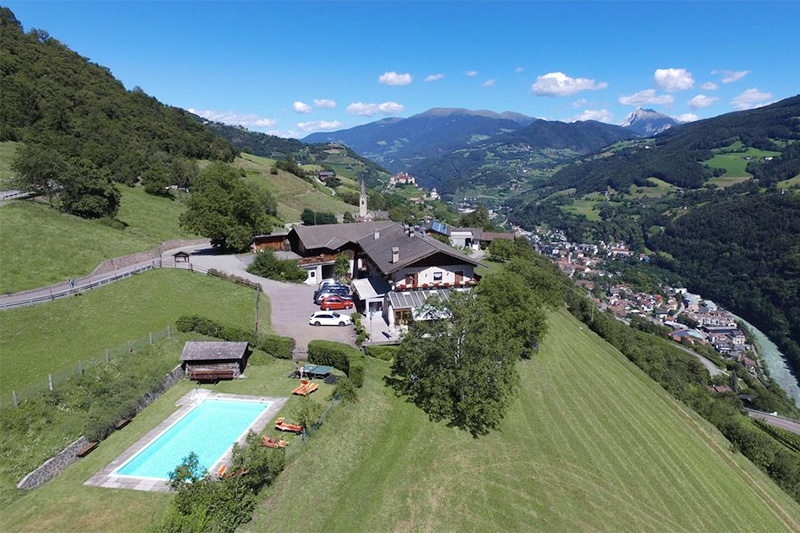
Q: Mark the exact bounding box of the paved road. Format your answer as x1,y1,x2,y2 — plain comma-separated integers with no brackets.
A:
671,343,726,377
745,408,800,436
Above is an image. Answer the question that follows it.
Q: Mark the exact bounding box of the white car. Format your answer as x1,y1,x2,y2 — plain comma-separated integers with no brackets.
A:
309,311,353,327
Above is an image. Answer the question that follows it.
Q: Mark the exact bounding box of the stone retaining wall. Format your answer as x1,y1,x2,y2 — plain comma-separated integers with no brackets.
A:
92,239,209,275
17,365,186,491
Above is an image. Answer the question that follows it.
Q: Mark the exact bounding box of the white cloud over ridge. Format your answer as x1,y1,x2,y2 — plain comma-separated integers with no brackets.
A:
532,72,608,97
188,108,277,128
297,120,342,133
346,101,404,117
688,94,718,109
676,113,700,123
292,101,312,114
618,89,674,106
379,71,412,85
701,82,719,91
313,99,337,109
571,109,614,124
653,68,694,92
425,73,444,82
713,69,750,83
731,88,773,110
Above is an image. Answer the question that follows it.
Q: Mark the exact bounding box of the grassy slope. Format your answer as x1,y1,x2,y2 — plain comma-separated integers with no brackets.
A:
247,309,800,531
237,153,357,222
0,269,265,397
0,187,196,293
704,146,781,179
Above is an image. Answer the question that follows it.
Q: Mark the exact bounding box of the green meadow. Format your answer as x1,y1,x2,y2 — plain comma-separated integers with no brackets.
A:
704,145,780,179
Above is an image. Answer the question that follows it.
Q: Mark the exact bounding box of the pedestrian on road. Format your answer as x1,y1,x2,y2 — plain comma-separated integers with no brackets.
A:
69,279,75,288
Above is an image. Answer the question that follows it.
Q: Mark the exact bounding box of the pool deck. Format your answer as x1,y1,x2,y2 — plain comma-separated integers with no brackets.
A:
84,390,288,492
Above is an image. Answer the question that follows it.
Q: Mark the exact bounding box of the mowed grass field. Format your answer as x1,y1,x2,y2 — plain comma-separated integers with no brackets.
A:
704,146,780,179
0,269,267,397
0,187,196,293
246,309,800,532
237,153,357,222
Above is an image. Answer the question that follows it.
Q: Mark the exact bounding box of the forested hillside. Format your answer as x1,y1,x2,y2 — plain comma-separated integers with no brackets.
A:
0,8,235,217
652,193,800,375
547,95,800,194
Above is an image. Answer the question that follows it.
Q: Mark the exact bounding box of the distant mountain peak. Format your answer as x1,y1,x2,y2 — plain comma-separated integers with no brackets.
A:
621,108,679,136
414,107,532,124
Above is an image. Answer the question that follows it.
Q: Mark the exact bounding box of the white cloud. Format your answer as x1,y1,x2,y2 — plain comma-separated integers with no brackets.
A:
731,88,773,110
482,79,496,87
378,71,412,86
313,99,337,109
292,101,312,114
618,89,674,106
701,82,719,91
572,98,588,109
532,72,608,97
266,129,299,139
296,120,343,133
688,94,719,109
676,113,700,123
465,70,478,77
346,101,404,117
713,69,751,83
188,108,277,128
570,109,615,124
424,73,444,82
653,68,695,92
515,67,524,73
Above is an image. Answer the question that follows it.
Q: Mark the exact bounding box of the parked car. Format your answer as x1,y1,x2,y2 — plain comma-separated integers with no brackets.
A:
314,288,352,304
313,284,350,301
318,279,339,289
320,295,354,311
309,311,352,327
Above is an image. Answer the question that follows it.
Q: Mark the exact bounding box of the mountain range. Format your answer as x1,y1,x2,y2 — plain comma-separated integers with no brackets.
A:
620,108,680,136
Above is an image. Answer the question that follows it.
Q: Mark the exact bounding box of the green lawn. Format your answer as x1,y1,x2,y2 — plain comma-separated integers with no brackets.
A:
628,177,677,198
237,153,356,222
561,198,603,221
778,174,800,189
0,186,196,293
704,146,780,178
245,309,800,531
0,141,20,186
0,269,265,397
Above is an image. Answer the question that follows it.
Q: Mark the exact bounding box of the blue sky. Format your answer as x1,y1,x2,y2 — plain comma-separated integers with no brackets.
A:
6,1,800,138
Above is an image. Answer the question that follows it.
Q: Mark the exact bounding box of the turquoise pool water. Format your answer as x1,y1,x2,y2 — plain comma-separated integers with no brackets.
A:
116,398,270,480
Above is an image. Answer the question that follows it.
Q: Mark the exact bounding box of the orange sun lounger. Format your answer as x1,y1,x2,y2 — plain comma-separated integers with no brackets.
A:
275,417,303,433
217,465,227,479
262,435,289,448
292,380,319,396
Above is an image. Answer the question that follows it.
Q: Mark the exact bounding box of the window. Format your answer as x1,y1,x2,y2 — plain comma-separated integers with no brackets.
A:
433,271,443,281
309,271,316,278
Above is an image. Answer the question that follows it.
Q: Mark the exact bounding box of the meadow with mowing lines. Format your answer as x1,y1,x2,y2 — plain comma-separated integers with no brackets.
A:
237,153,356,221
628,177,677,198
246,309,800,532
0,141,20,185
0,187,196,293
703,146,780,178
0,269,267,397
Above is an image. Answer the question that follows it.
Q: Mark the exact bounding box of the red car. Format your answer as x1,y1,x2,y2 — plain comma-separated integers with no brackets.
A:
320,295,354,311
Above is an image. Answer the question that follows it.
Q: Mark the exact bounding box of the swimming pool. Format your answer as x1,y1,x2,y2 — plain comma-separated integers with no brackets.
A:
115,398,270,480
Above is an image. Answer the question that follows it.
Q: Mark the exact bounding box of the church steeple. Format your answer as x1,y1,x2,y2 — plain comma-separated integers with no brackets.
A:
359,180,367,218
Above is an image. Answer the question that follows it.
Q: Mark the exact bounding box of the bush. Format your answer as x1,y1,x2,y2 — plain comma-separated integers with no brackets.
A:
307,340,365,387
176,315,253,343
293,397,324,431
247,250,307,283
256,334,295,359
329,376,358,403
364,345,399,362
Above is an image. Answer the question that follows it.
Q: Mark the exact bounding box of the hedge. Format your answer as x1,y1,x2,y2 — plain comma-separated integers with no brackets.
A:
176,315,253,342
364,345,399,362
307,340,365,387
257,334,295,359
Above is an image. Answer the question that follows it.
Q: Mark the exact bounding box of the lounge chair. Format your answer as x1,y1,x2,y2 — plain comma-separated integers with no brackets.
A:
217,465,227,479
262,435,289,448
275,417,303,433
292,380,310,395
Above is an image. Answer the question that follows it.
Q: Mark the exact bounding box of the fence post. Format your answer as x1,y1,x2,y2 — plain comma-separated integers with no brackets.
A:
48,374,53,391
255,291,259,333
128,341,132,353
78,359,83,374
105,349,110,363
12,390,18,408
167,325,171,338
149,332,153,345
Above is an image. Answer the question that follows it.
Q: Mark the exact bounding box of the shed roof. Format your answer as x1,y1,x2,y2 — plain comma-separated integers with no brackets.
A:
292,221,396,251
352,277,392,300
180,341,249,362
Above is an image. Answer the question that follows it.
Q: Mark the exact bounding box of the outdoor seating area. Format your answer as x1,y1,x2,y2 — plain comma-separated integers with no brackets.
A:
275,417,304,434
292,364,334,380
292,380,319,396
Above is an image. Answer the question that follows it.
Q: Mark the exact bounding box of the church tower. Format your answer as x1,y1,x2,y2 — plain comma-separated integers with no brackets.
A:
359,180,367,218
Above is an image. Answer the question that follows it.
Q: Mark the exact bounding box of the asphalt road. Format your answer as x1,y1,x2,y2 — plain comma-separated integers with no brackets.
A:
745,408,800,436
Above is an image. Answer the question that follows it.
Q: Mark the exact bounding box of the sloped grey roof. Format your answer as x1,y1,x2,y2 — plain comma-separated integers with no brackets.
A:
181,341,249,362
358,224,481,275
292,221,396,251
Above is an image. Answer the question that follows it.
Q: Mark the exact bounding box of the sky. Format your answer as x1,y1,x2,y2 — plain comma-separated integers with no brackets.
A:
6,1,800,138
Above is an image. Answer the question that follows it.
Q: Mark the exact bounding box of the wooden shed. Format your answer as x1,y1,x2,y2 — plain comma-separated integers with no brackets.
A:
180,341,249,381
251,233,290,253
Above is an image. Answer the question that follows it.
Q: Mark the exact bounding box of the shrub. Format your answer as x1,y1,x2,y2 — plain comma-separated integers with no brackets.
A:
364,345,399,362
176,315,253,343
247,250,307,283
329,376,358,403
293,397,324,431
256,334,295,359
307,340,365,387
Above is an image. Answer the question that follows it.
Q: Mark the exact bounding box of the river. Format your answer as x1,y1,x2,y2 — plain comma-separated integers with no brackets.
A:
732,314,800,408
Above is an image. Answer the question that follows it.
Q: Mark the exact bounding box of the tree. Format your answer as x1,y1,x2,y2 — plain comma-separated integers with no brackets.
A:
390,291,527,436
487,238,513,262
459,204,495,231
301,209,337,226
59,157,121,218
342,211,355,223
10,142,66,205
180,162,275,251
333,253,350,281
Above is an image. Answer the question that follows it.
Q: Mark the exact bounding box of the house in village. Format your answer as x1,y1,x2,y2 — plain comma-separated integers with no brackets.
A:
317,170,336,182
389,172,416,187
427,220,515,250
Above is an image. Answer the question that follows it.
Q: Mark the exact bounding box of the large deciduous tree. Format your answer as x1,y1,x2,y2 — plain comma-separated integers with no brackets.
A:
180,162,276,251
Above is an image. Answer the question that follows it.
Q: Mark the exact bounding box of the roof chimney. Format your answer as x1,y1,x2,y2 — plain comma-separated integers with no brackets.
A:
391,247,400,264
374,230,380,240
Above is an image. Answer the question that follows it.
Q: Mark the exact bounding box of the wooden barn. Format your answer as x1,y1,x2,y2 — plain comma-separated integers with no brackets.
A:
180,341,249,381
251,232,290,253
